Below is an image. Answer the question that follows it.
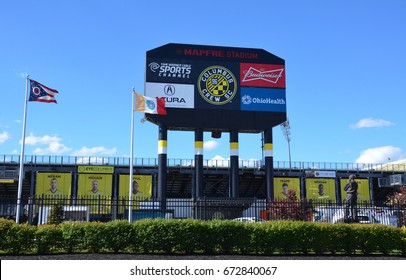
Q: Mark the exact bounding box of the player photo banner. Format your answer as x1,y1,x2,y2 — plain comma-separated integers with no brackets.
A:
340,178,370,203
119,174,152,199
274,177,301,200
305,178,336,202
77,174,112,197
35,172,71,196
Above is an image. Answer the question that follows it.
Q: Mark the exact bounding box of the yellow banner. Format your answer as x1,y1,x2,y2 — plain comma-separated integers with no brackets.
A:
0,179,14,184
78,166,114,174
305,178,336,202
119,174,152,199
35,172,72,196
274,177,301,199
340,178,370,203
77,174,112,196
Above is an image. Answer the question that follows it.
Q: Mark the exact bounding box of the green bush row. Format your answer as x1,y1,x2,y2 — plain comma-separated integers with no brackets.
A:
1,218,405,255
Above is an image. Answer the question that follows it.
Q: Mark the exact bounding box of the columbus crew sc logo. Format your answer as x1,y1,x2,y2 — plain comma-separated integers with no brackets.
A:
198,66,237,105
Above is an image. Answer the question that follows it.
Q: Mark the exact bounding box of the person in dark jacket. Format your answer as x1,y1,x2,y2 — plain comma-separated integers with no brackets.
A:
344,174,358,222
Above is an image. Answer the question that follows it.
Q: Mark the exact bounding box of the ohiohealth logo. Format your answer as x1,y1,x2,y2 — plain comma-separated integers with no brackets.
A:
241,95,252,105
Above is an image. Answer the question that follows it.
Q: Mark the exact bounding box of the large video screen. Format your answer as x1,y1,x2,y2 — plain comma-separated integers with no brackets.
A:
145,43,286,132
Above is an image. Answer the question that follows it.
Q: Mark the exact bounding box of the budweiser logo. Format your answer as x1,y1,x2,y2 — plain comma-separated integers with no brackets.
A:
242,67,284,83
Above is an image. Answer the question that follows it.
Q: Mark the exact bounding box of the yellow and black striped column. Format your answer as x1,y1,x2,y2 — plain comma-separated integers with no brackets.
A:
158,124,167,207
194,128,203,198
264,129,274,200
230,130,239,198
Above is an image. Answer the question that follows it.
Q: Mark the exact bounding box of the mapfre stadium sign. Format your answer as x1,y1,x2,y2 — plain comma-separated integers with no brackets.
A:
145,43,286,132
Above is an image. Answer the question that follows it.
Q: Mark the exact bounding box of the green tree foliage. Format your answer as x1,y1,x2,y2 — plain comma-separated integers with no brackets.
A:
47,203,64,225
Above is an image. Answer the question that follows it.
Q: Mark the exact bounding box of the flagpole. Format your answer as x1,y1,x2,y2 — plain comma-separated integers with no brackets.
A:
128,88,135,222
16,75,30,223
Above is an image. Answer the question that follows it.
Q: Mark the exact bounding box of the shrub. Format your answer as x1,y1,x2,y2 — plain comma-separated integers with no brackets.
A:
35,224,63,254
0,218,15,252
3,223,36,254
81,222,107,253
60,222,86,253
104,220,132,253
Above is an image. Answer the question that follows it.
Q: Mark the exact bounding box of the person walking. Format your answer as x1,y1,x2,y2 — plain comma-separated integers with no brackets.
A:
344,174,358,222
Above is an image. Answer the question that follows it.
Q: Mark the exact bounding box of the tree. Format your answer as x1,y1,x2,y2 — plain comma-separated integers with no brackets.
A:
386,186,406,227
47,202,64,225
266,190,312,221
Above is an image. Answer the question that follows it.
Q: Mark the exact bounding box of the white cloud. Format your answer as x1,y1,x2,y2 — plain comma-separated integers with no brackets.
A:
18,72,28,78
0,131,11,144
25,133,61,145
71,146,117,157
22,133,71,155
33,142,71,155
207,155,229,167
355,146,405,164
204,140,219,150
350,118,393,129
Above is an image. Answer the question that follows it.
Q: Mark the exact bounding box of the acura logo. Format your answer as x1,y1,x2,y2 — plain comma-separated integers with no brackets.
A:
164,85,175,96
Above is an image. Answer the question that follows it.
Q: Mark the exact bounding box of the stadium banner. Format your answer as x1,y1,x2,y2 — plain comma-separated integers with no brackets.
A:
118,174,152,214
119,174,152,199
340,178,370,203
0,179,14,183
77,174,112,196
305,178,336,202
35,172,71,196
274,177,301,199
77,165,114,174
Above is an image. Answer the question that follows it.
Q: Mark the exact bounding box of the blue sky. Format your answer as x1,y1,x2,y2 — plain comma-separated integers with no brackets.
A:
1,0,405,165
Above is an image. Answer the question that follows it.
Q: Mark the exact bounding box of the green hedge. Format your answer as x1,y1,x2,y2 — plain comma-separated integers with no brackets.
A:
0,218,405,256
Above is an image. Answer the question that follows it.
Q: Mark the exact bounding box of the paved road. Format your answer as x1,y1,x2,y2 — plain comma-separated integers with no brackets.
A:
1,253,405,260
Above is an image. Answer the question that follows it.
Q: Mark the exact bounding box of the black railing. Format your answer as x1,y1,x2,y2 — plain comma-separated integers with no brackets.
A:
2,154,406,172
1,195,405,227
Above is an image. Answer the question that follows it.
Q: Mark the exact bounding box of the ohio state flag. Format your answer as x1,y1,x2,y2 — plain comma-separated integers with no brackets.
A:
29,79,59,103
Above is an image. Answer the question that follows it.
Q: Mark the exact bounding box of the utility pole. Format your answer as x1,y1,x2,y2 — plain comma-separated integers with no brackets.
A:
280,118,291,169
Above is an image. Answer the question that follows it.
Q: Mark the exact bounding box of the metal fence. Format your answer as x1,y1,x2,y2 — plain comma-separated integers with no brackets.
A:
0,195,405,227
2,154,406,172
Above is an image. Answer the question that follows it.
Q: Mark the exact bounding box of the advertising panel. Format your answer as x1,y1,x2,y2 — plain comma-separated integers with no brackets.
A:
36,172,72,196
146,60,193,84
78,166,114,174
240,63,285,88
240,87,286,112
305,170,336,178
340,178,370,203
145,82,194,108
77,174,112,197
274,177,301,200
305,178,336,202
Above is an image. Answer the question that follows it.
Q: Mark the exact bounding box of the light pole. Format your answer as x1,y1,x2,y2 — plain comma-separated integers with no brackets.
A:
281,118,291,169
